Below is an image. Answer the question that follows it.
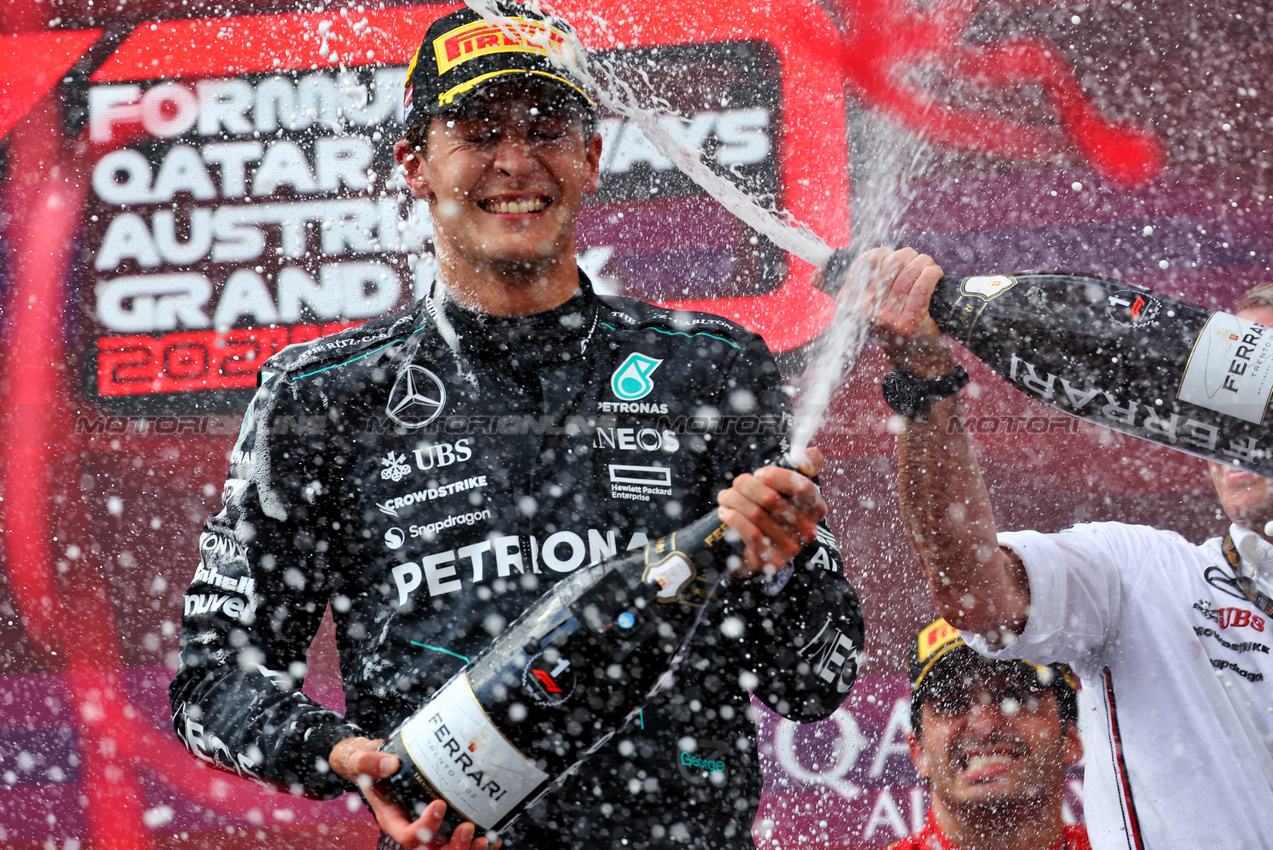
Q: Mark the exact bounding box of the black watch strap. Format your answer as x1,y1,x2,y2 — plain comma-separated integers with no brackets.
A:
882,365,970,419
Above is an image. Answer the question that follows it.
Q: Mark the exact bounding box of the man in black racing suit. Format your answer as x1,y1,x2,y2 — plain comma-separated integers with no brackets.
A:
170,6,864,849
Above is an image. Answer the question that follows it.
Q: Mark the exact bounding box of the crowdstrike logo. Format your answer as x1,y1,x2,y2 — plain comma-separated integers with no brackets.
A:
386,365,446,429
611,353,662,401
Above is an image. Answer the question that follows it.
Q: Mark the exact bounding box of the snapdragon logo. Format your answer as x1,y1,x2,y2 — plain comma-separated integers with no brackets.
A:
611,353,662,401
385,527,405,550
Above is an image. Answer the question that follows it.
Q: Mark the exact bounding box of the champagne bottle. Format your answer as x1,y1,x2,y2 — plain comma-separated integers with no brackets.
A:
927,270,1273,475
375,510,743,834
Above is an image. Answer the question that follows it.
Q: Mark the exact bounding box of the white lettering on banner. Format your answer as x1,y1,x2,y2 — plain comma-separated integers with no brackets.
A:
377,475,489,518
95,273,213,331
1179,312,1273,423
862,789,910,840
96,261,403,332
598,108,771,174
867,699,914,779
87,69,407,143
771,705,867,802
392,528,646,605
91,197,427,270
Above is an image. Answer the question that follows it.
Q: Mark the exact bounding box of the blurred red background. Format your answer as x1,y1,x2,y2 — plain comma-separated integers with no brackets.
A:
2,0,1268,847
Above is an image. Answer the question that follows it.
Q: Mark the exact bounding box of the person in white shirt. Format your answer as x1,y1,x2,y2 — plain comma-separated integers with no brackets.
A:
857,246,1273,850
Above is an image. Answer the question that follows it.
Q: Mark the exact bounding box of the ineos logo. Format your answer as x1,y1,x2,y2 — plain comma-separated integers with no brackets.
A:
386,365,446,429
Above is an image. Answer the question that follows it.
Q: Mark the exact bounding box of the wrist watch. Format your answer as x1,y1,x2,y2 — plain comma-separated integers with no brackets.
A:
882,365,970,419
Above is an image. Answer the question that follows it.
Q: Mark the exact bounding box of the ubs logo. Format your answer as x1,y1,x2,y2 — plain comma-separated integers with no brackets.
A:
386,365,446,429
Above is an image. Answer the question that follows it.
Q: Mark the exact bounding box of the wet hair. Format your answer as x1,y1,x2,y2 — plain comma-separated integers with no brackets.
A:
398,82,597,162
910,656,1079,739
401,121,429,160
1236,283,1273,313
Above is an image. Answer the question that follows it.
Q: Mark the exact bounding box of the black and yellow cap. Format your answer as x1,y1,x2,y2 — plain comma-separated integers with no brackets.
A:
908,617,1077,696
403,3,594,128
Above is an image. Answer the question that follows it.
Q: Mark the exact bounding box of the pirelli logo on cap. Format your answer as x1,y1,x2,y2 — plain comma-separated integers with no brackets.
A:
433,17,569,76
917,618,964,663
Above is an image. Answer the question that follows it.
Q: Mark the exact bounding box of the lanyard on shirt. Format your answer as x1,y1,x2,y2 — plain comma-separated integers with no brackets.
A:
1221,535,1273,619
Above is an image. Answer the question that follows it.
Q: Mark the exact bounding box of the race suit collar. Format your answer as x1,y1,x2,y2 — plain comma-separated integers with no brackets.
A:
425,271,602,367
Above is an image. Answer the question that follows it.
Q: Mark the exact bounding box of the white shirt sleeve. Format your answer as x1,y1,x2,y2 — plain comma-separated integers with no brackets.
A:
962,522,1168,667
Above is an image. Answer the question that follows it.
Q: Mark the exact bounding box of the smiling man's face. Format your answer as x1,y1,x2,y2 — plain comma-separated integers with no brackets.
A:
399,79,601,276
911,659,1081,815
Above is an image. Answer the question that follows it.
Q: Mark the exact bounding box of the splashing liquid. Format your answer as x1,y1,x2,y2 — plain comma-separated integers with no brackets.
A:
460,1,932,461
464,0,834,268
788,124,934,458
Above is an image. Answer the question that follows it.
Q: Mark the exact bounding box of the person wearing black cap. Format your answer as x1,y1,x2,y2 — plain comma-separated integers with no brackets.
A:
893,618,1089,850
859,246,1273,850
169,4,865,849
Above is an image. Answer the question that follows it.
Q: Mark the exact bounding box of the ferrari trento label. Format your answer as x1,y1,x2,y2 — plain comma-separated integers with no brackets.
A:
397,673,548,828
939,274,1020,343
1178,311,1273,424
959,275,1018,300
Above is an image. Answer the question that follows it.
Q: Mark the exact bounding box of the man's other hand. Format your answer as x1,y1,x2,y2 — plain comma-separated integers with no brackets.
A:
846,247,951,377
717,447,827,579
329,737,497,849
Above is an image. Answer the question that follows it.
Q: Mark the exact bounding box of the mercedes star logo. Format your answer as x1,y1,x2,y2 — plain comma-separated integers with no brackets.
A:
386,365,446,429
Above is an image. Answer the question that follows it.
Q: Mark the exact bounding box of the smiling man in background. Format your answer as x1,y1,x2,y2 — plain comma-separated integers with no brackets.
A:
892,617,1089,850
865,245,1273,849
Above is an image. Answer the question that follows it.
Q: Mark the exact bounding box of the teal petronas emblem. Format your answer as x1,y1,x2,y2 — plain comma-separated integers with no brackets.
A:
611,353,663,401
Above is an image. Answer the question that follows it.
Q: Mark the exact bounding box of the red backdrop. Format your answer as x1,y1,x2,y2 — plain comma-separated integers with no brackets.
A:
2,0,1269,847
